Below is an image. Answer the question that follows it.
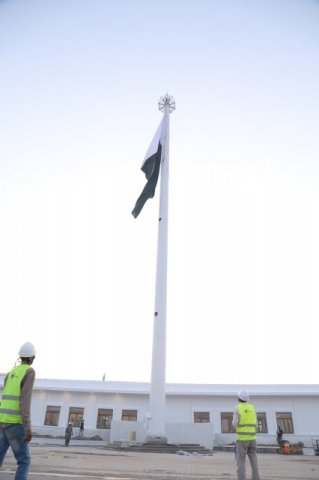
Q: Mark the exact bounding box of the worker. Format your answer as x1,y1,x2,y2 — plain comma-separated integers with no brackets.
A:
79,418,84,439
65,422,73,446
0,342,36,480
232,390,260,480
277,425,284,445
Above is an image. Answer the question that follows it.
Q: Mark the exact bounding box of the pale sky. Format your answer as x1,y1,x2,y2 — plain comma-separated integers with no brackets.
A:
0,0,319,384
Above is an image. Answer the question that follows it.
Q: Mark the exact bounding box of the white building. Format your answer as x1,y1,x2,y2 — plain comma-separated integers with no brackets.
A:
1,376,318,449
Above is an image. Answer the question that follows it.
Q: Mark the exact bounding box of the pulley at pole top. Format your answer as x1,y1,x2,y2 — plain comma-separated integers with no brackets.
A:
158,93,176,113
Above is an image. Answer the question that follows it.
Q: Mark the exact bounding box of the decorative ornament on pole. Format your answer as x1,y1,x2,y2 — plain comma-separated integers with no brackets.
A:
158,93,176,113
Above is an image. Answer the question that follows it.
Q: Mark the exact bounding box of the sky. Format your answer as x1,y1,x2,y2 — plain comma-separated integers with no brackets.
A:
0,0,319,385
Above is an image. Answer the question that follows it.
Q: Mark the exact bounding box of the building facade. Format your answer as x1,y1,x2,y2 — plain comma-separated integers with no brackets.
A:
1,376,318,449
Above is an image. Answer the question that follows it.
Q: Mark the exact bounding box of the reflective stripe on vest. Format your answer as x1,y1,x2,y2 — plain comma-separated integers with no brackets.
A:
236,402,257,441
0,364,31,424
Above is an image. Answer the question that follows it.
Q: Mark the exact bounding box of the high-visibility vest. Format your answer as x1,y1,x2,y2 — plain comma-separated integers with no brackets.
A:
0,364,31,424
236,402,257,441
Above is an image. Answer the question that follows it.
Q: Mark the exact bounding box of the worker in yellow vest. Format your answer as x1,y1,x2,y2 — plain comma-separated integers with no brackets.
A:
0,342,36,480
232,390,260,480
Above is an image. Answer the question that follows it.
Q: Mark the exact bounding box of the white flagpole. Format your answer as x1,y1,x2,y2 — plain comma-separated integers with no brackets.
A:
147,94,175,441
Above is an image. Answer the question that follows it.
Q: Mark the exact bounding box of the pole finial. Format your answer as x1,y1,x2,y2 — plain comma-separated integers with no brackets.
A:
158,93,176,113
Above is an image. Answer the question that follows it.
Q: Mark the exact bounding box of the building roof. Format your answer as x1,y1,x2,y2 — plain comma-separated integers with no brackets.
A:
1,374,318,396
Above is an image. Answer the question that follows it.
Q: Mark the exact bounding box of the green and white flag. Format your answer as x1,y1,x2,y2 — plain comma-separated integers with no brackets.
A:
131,117,165,218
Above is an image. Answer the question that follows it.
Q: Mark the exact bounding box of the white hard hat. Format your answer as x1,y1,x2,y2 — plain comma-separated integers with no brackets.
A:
238,390,249,402
18,342,36,358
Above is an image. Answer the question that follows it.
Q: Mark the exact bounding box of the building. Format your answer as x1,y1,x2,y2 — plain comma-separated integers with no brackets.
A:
1,375,318,449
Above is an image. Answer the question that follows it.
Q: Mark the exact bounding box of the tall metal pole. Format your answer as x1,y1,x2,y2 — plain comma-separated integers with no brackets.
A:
147,94,175,441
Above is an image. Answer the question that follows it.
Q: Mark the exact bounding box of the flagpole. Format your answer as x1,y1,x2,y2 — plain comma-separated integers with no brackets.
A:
146,94,175,441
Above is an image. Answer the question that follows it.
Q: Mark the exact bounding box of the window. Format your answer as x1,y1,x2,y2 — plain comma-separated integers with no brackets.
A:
97,408,113,429
276,412,294,433
122,409,137,421
221,412,236,433
68,407,84,427
257,412,268,433
194,411,210,423
44,406,61,426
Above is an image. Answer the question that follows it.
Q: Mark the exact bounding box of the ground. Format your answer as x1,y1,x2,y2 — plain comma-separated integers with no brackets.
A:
0,441,318,479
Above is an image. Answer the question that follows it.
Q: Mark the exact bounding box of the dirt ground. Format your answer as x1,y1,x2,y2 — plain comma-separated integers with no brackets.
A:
1,444,319,479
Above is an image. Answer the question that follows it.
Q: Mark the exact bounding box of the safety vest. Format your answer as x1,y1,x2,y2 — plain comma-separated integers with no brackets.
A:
236,402,257,441
0,364,31,424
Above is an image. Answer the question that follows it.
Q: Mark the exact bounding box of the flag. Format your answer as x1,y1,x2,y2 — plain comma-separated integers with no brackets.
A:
131,117,165,218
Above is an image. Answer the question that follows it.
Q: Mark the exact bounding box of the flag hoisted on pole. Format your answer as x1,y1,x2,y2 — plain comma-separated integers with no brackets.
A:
132,94,175,442
131,117,165,219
